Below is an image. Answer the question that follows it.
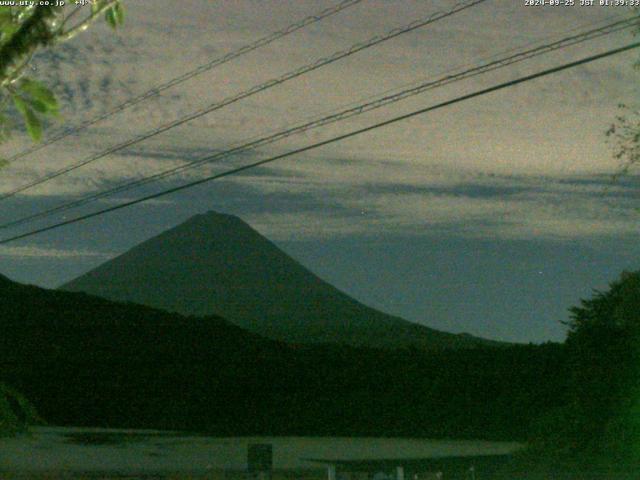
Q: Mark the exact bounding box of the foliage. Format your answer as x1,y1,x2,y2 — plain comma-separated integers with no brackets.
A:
606,8,640,177
0,1,124,147
0,382,42,436
516,270,640,477
490,272,640,478
563,270,640,462
606,103,640,180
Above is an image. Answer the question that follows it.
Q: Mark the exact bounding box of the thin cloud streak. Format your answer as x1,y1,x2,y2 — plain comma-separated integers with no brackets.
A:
0,245,113,259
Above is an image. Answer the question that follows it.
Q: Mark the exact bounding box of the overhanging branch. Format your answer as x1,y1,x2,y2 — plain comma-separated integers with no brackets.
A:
0,6,61,85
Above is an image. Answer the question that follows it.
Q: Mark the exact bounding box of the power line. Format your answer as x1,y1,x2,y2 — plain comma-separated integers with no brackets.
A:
0,0,488,201
2,40,638,245
2,0,365,164
1,14,636,231
0,17,640,229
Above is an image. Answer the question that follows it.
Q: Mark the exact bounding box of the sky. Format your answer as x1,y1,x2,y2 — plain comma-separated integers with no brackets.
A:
0,0,639,343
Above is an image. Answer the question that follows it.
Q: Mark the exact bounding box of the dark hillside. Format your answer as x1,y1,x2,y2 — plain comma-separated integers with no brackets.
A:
1,275,565,438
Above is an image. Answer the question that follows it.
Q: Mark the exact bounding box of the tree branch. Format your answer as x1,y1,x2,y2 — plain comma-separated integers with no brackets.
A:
56,0,119,43
0,6,61,83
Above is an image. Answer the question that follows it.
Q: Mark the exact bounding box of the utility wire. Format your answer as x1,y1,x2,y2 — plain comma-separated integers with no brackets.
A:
0,0,488,201
2,0,365,164
1,40,638,245
1,14,636,231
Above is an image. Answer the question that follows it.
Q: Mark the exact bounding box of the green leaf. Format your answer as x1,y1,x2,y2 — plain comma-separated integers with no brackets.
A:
114,3,125,25
0,158,8,169
19,78,58,112
105,7,117,29
29,97,59,118
13,95,43,142
105,2,124,29
0,22,19,46
0,6,12,19
0,10,12,27
28,98,49,114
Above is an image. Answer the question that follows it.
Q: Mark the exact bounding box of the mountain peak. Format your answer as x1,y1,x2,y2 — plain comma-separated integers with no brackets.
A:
194,210,241,222
62,212,496,350
170,211,255,237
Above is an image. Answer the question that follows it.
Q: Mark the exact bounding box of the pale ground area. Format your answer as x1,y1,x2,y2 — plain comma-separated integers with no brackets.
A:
0,427,521,478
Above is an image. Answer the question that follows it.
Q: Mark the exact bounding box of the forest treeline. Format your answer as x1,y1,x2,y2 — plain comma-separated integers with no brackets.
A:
2,270,639,477
0,273,565,440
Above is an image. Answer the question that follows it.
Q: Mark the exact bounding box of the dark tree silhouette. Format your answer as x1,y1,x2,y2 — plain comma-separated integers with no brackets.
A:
563,270,640,462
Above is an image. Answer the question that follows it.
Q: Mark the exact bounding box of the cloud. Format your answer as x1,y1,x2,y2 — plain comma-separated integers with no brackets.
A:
236,171,640,242
1,0,638,246
0,245,113,259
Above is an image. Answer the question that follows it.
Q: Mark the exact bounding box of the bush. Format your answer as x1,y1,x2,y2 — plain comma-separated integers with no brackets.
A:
0,382,41,435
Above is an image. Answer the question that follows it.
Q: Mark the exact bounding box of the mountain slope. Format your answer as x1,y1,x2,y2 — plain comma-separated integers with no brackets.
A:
0,273,566,438
62,211,495,349
0,274,291,433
